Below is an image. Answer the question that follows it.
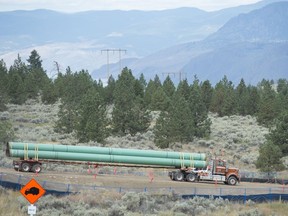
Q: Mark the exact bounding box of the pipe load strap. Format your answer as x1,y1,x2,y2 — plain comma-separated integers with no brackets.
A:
24,143,28,160
190,154,194,169
35,145,39,161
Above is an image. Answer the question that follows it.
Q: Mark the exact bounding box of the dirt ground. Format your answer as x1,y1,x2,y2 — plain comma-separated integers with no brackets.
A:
1,167,287,195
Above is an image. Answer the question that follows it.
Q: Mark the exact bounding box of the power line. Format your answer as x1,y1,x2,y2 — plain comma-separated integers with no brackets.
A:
162,71,187,81
101,49,127,79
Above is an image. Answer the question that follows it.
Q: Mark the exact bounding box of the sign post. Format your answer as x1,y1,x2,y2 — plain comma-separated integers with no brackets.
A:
20,178,46,215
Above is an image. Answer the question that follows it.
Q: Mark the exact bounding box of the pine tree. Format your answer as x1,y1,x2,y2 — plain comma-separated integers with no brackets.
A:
266,111,288,155
76,88,108,143
7,55,28,104
210,76,236,116
169,93,194,142
104,75,115,105
144,75,162,109
189,78,211,138
277,79,288,114
162,76,175,98
154,111,171,148
0,120,14,144
256,141,285,174
200,80,213,112
54,68,95,134
246,85,260,115
112,67,150,135
176,79,190,101
150,87,170,111
26,50,50,99
41,79,58,104
235,79,249,115
0,59,8,111
257,80,280,126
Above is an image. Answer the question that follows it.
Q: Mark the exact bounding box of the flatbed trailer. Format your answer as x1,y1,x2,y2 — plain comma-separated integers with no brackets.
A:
6,142,240,185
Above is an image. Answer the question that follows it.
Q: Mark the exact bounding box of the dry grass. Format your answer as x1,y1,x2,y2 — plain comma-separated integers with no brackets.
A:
0,187,287,216
0,189,25,216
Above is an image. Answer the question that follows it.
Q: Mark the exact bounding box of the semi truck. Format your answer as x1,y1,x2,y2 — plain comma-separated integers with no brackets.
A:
5,142,240,185
168,159,240,185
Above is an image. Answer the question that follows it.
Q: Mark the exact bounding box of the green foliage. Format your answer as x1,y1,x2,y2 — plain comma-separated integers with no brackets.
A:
256,141,285,173
236,79,249,115
277,79,288,114
54,68,96,134
154,78,211,148
144,75,162,108
210,76,236,116
41,79,58,104
257,80,280,126
103,75,116,104
7,55,27,104
200,80,213,111
0,120,14,145
0,60,8,111
266,111,288,155
112,67,150,136
162,76,175,98
154,111,171,148
169,93,194,142
76,88,109,143
150,87,170,111
154,92,194,148
246,85,260,115
189,78,211,138
176,79,190,101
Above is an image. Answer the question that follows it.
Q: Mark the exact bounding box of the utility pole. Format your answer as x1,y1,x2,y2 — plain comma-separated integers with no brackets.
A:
101,49,127,79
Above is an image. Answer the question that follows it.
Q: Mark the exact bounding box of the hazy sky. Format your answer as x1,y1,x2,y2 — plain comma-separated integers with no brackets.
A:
0,0,261,12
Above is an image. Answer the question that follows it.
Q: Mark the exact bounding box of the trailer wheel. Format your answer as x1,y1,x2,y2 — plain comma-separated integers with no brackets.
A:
175,172,184,181
21,163,31,172
32,164,42,173
228,176,237,185
186,173,196,182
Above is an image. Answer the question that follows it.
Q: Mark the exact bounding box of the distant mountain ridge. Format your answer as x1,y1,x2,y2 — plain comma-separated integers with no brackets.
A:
0,0,288,85
101,2,288,85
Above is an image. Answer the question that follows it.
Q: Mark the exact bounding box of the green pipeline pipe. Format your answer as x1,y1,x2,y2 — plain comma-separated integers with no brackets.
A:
9,149,207,169
8,142,206,161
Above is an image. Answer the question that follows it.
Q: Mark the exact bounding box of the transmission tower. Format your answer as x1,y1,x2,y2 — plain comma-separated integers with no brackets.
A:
162,71,187,81
101,49,127,79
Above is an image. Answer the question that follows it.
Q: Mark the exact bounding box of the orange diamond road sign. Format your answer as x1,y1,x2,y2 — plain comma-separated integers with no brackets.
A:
20,178,46,204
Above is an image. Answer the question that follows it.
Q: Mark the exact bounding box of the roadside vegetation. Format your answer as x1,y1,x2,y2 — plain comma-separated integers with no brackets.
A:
1,186,287,216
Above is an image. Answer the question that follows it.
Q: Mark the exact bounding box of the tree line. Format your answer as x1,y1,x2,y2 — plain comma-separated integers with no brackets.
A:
1,50,288,172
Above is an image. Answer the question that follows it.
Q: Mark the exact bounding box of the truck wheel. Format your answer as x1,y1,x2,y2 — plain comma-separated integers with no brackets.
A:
228,176,237,185
32,164,42,173
186,173,196,182
21,163,31,172
175,172,184,181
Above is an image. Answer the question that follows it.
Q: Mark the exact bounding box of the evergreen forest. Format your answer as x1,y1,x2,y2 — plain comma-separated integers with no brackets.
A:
1,50,288,172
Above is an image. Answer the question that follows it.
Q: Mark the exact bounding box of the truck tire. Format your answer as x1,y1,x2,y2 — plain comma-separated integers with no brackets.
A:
21,163,31,172
175,172,184,181
32,164,42,173
228,176,237,185
186,173,196,182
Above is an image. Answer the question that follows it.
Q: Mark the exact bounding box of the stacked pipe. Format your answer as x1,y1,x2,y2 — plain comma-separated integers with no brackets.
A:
7,142,207,169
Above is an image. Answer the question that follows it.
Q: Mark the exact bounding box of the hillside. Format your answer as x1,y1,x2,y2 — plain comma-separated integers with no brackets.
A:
1,0,288,83
102,2,288,85
0,99,272,172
